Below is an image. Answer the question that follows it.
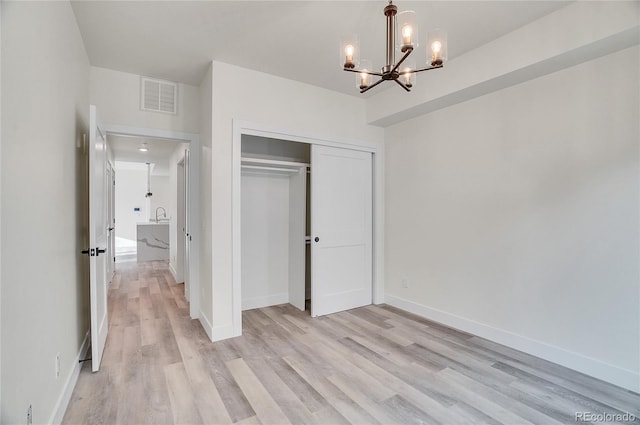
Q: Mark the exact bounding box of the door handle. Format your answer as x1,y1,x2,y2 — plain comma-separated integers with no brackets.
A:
81,248,95,257
314,237,320,242
96,248,106,256
108,227,115,232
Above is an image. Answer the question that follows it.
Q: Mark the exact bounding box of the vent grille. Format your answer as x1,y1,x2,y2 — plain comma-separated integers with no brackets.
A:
141,77,177,114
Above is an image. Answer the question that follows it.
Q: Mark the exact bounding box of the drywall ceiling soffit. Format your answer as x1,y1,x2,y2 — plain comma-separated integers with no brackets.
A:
108,134,184,176
70,1,571,96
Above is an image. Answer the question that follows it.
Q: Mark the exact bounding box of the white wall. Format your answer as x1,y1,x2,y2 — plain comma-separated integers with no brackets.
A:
90,66,199,134
1,1,91,423
241,172,291,310
149,174,170,217
206,61,384,340
114,167,147,242
384,46,639,391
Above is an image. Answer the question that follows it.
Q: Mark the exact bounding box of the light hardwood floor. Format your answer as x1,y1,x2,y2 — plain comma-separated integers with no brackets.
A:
63,261,640,424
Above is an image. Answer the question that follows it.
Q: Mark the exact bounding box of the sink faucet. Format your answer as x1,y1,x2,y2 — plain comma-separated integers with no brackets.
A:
155,207,167,222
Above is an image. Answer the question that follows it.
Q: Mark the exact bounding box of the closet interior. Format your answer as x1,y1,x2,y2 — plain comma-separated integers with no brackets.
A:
241,135,311,312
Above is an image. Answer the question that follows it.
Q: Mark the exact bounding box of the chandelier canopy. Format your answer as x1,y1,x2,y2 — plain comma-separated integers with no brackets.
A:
341,1,447,93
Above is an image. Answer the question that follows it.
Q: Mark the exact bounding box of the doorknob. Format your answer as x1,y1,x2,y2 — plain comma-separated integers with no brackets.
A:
81,248,95,257
108,227,114,232
314,237,320,242
96,248,106,256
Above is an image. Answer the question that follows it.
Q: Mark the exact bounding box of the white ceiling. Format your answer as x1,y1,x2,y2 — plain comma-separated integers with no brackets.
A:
70,1,571,96
108,134,184,176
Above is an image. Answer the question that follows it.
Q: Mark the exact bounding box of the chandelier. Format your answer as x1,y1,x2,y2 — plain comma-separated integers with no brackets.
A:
341,1,447,93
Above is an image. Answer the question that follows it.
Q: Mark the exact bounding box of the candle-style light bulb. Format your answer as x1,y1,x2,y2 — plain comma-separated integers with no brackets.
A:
359,70,369,89
431,40,442,66
402,25,413,45
402,67,413,88
344,44,355,68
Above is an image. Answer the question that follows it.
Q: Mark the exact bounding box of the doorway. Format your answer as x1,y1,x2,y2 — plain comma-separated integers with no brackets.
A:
108,135,184,270
103,125,201,320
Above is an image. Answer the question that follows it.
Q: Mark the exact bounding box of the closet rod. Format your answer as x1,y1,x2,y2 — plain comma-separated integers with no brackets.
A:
241,156,310,168
241,165,301,173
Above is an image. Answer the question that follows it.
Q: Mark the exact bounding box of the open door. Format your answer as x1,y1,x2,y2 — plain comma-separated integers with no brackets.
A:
85,105,109,372
311,145,372,317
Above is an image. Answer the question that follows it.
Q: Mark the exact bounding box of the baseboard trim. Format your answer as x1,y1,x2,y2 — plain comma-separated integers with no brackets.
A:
211,322,239,342
384,294,640,393
49,330,90,425
242,292,288,311
199,310,214,341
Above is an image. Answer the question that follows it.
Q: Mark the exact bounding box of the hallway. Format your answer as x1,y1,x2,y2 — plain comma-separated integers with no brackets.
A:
63,261,640,424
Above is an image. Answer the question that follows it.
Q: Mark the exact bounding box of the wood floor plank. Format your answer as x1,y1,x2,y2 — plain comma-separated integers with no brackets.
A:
183,356,233,425
199,345,256,423
140,358,175,424
283,354,383,425
226,357,291,425
382,394,443,425
327,374,399,425
164,362,203,425
438,367,567,425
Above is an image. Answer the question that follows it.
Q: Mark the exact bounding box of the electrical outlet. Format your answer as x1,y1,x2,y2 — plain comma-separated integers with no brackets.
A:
56,353,61,378
27,404,32,425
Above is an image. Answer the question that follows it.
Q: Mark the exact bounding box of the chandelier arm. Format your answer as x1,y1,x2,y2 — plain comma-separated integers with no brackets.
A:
360,78,386,94
403,64,444,74
390,48,413,75
343,68,384,77
393,78,411,92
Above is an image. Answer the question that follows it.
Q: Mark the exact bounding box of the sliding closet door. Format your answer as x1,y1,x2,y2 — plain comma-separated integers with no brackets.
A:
311,145,372,317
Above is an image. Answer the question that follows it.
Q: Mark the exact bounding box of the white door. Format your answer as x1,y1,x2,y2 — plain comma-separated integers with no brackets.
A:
311,145,372,317
88,105,109,372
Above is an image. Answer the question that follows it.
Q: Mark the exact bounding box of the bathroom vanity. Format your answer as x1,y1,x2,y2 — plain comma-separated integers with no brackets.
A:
136,222,169,262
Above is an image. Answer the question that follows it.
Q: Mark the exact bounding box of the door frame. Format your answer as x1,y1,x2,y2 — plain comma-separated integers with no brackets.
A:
102,124,201,320
231,119,384,337
176,152,188,296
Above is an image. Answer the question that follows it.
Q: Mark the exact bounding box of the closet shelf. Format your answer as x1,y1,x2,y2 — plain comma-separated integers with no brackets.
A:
241,157,310,169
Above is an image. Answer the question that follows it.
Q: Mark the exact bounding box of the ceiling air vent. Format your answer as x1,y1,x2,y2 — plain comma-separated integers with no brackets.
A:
141,77,177,114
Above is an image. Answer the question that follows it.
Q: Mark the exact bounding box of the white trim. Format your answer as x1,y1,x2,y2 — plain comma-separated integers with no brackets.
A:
211,323,237,342
385,294,640,393
102,124,201,321
49,331,90,425
200,309,236,342
231,119,384,340
242,293,289,311
169,262,178,281
199,310,214,341
102,124,198,142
